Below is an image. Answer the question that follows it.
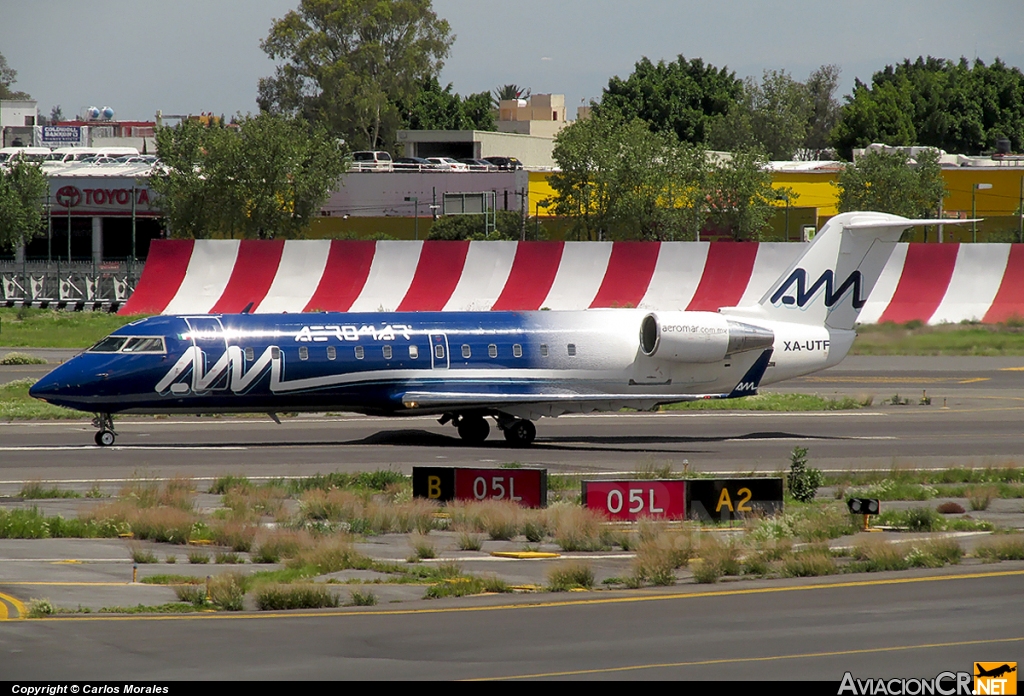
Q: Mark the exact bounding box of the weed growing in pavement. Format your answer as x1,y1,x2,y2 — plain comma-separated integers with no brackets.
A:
974,534,1024,562
347,590,378,606
254,584,339,610
546,562,595,592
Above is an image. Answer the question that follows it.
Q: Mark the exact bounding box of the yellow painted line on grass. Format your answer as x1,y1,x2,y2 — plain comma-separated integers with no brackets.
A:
14,568,1024,623
468,635,1024,681
999,366,1024,371
0,591,27,620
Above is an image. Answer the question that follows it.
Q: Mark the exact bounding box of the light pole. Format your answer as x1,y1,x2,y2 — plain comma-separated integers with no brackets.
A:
403,196,419,240
972,183,992,243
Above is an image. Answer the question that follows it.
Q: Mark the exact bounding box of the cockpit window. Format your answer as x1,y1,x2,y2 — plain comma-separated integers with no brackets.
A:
88,336,165,354
122,337,166,353
89,336,128,352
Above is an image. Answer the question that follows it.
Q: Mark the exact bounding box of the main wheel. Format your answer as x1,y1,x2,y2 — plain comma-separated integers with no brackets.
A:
503,419,536,447
457,415,490,444
95,430,115,447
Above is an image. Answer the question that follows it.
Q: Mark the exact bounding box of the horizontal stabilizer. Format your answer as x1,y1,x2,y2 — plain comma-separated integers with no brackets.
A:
842,218,980,229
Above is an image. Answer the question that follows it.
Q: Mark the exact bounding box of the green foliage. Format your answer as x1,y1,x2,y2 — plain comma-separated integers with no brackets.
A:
0,159,47,252
833,56,1024,158
709,69,813,160
492,84,530,105
151,113,347,240
258,0,454,150
254,584,339,610
0,352,47,365
0,51,31,100
427,210,530,240
596,55,742,144
347,589,378,606
287,470,406,493
0,308,138,349
662,392,867,412
549,114,785,241
836,149,946,219
19,482,80,499
974,535,1024,562
0,508,122,539
546,562,595,591
787,447,822,503
400,77,495,131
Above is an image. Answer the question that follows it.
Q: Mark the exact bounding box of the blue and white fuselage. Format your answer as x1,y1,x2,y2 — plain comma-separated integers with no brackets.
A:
30,212,974,446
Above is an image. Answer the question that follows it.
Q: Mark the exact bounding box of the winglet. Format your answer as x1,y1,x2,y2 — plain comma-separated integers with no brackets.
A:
728,349,773,398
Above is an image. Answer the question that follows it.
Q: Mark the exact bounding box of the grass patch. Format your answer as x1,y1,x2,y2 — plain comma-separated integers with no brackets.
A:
408,533,436,561
781,548,837,577
974,535,1024,562
661,393,868,412
0,378,84,420
19,482,81,499
0,308,140,348
254,584,339,610
140,574,204,585
286,470,408,494
187,550,210,564
969,487,997,511
852,322,1024,356
97,603,201,615
0,508,124,539
0,351,47,365
347,589,378,606
546,562,595,592
129,545,158,564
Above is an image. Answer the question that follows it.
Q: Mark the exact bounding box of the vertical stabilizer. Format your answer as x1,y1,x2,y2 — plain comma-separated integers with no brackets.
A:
753,212,971,331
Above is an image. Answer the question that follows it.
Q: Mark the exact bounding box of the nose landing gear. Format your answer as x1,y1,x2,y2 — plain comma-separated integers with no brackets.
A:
92,413,116,446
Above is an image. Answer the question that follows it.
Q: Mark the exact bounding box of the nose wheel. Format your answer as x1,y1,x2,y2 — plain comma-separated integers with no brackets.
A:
92,413,116,447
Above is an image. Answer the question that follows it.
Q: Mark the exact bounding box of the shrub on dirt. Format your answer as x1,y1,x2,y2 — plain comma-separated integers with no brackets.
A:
547,562,594,591
254,584,339,610
936,501,966,514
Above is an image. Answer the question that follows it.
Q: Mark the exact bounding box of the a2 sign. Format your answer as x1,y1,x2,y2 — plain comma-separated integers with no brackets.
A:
412,467,782,521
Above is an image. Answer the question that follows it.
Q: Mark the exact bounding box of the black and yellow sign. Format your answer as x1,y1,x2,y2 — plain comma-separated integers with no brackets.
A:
412,467,455,502
685,478,784,522
975,662,1017,695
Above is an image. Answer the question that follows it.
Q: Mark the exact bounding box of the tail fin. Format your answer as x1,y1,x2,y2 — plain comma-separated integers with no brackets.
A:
745,212,974,331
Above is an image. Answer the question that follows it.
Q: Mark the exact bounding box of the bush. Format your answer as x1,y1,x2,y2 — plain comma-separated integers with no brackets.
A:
550,505,604,552
129,545,158,564
254,584,339,610
0,352,47,365
936,501,966,514
969,487,996,511
455,528,483,551
187,550,210,564
974,535,1024,562
252,530,312,564
547,562,595,591
691,560,722,584
207,573,245,611
347,590,378,607
174,585,207,607
781,550,836,577
788,447,822,502
26,598,55,618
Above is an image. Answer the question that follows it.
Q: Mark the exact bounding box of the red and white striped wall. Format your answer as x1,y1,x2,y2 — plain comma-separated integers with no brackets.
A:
120,239,1024,324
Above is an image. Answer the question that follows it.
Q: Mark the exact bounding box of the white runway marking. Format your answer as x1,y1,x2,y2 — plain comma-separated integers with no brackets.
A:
0,446,249,452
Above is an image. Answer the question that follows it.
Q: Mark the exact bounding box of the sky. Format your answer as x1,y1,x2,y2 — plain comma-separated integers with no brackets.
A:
1,0,1023,122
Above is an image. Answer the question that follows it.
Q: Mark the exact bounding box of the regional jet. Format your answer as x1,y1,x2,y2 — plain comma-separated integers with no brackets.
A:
30,212,971,447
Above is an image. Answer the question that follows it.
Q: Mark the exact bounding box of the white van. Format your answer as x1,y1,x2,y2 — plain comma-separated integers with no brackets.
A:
349,150,393,172
0,146,52,164
44,147,102,165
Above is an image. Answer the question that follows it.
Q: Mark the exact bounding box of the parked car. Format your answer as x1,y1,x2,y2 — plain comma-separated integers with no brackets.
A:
458,158,498,171
393,156,438,171
482,156,523,171
426,157,469,172
350,150,393,172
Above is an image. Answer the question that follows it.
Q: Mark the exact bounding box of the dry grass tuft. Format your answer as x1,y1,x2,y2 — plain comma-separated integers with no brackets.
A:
210,521,257,552
547,562,595,591
252,529,315,564
974,534,1024,562
549,504,605,551
287,535,372,574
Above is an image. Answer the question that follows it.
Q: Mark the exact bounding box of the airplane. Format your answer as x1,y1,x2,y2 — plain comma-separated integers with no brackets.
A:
29,212,974,447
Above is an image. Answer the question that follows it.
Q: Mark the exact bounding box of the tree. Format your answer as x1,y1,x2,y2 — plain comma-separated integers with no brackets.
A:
548,114,785,241
0,52,31,100
0,160,47,251
835,148,946,219
49,105,65,123
150,113,348,239
427,210,530,240
595,55,742,144
258,0,454,151
492,84,530,106
399,77,496,131
832,56,1024,158
709,69,810,160
803,64,841,155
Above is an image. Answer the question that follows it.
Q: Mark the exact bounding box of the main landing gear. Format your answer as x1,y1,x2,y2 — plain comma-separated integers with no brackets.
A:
92,413,116,447
439,413,537,447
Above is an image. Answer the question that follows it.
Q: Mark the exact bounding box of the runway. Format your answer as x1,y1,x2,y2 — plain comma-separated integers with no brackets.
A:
3,566,1022,680
3,356,1024,486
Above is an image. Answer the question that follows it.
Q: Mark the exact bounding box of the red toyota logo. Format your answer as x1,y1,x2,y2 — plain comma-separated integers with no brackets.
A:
55,186,81,207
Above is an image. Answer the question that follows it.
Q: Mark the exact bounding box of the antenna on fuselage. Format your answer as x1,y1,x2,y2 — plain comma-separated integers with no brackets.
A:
241,302,255,314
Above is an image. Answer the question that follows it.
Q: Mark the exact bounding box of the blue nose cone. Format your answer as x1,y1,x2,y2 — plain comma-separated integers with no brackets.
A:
28,371,61,400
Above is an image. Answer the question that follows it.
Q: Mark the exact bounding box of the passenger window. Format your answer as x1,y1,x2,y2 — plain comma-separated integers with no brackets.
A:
461,344,471,359
488,344,498,358
513,344,523,358
299,346,309,361
245,347,254,361
271,347,281,360
355,346,364,360
434,344,445,359
327,346,336,360
567,343,576,357
383,345,392,359
540,344,548,357
409,345,419,359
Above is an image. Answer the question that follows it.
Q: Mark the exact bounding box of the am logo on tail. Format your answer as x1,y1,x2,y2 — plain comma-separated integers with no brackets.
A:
31,212,977,447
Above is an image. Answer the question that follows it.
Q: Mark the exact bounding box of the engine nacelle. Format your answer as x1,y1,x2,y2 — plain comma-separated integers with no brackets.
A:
639,312,775,363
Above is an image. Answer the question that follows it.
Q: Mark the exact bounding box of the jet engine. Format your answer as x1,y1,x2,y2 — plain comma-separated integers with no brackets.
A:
638,312,775,363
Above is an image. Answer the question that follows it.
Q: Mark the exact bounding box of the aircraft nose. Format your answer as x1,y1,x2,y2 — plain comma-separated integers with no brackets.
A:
29,372,61,399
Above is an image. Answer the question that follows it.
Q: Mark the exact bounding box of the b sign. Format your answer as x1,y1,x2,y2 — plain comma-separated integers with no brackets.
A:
412,467,547,508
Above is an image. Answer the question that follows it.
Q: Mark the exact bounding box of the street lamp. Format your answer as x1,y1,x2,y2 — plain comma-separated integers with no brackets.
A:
972,183,992,243
534,199,550,240
403,196,419,240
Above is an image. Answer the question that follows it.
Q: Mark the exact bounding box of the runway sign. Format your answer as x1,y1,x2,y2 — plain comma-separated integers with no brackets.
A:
581,480,686,521
685,478,784,522
412,467,547,507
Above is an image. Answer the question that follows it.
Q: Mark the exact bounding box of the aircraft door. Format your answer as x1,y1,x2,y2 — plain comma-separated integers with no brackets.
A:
185,316,230,391
429,333,449,369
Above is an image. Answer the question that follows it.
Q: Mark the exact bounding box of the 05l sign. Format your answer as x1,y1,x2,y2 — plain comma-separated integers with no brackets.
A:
412,467,547,508
581,480,686,521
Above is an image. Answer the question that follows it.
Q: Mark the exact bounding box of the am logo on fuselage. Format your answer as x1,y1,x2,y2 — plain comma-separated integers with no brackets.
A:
770,269,865,310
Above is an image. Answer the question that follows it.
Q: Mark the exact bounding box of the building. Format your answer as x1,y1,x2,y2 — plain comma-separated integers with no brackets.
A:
1,99,38,147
